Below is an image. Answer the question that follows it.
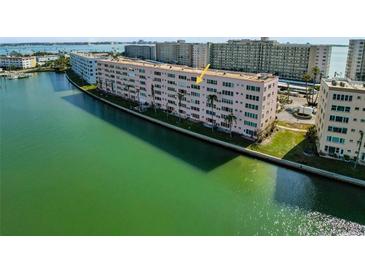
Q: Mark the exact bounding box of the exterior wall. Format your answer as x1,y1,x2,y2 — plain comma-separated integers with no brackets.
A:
345,39,365,81
209,39,332,82
156,43,178,64
36,55,59,65
192,43,209,68
308,45,332,79
96,58,278,139
316,79,365,165
124,45,156,60
156,41,209,68
0,56,36,69
70,52,109,84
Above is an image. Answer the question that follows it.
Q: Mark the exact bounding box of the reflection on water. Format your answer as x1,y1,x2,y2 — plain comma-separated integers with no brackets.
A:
1,72,365,236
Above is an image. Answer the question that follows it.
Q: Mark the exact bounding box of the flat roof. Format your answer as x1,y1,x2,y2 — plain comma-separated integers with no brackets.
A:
99,58,277,83
323,78,365,92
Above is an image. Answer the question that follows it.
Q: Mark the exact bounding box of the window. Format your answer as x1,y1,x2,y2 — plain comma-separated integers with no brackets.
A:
207,79,217,85
328,126,347,134
207,87,217,92
247,85,260,92
245,103,259,110
191,84,200,90
326,136,345,144
222,90,234,96
245,112,258,119
167,73,175,78
223,81,234,87
246,94,259,101
178,75,187,80
329,115,349,123
244,120,257,127
332,93,353,101
222,98,233,105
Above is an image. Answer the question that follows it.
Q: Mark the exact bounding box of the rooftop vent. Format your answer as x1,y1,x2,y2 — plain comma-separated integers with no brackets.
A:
331,80,337,86
340,82,346,87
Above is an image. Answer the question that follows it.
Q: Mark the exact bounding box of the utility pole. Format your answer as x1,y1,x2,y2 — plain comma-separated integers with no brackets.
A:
354,130,364,169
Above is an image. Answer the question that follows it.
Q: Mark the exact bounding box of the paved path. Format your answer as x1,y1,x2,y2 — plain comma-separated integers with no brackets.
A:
277,125,308,132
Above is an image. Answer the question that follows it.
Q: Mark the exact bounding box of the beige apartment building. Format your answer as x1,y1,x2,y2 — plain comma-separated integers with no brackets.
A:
0,56,36,69
345,39,365,81
96,58,278,139
316,78,365,165
209,38,331,82
156,41,209,68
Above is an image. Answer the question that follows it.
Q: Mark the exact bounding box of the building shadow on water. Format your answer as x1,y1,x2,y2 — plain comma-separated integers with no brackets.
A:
62,92,239,172
275,141,365,225
48,72,75,92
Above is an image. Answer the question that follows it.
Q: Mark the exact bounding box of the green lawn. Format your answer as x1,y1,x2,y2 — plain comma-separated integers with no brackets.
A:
249,129,306,158
250,129,365,180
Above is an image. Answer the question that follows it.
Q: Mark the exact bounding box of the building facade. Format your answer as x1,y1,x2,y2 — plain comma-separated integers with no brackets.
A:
209,38,331,82
315,78,365,165
345,39,365,81
124,45,156,60
70,52,109,84
36,55,60,66
156,41,209,68
0,56,36,69
96,58,278,139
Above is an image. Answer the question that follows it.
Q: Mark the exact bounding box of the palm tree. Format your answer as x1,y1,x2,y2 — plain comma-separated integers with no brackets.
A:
224,113,237,137
177,90,186,122
207,94,218,131
150,84,156,112
303,73,311,100
125,84,132,108
308,66,321,106
286,83,291,102
311,66,320,84
136,87,141,111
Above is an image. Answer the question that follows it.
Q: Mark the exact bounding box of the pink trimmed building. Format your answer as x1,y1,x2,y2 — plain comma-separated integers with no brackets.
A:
96,58,278,140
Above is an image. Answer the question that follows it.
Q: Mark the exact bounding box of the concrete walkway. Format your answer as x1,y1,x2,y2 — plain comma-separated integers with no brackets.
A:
277,125,308,133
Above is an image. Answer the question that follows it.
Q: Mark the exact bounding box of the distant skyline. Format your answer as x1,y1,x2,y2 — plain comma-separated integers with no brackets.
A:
1,37,363,45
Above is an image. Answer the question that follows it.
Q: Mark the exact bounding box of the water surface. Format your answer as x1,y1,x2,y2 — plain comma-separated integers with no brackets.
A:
1,73,364,235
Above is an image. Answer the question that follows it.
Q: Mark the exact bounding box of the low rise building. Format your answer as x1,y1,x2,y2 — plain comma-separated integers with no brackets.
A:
36,55,60,65
96,58,278,139
70,52,109,84
316,78,365,165
124,45,156,60
0,56,36,69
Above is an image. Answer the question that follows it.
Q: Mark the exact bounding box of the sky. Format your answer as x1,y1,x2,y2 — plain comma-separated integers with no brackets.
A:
0,37,359,45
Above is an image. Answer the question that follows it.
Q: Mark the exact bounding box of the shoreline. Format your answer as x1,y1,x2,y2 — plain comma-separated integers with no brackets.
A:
65,72,365,188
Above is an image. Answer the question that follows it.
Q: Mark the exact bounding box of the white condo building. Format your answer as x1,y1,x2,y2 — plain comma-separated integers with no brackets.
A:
70,52,110,84
345,39,365,81
96,58,278,139
0,56,36,69
36,55,60,66
316,78,365,165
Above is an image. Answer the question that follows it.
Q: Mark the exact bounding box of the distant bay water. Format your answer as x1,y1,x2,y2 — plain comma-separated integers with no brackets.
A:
0,43,348,77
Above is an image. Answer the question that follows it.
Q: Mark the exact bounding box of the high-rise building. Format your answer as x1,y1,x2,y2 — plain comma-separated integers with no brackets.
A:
70,52,110,84
96,58,278,140
209,38,332,82
315,78,365,164
345,39,365,81
124,45,156,60
156,41,209,68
